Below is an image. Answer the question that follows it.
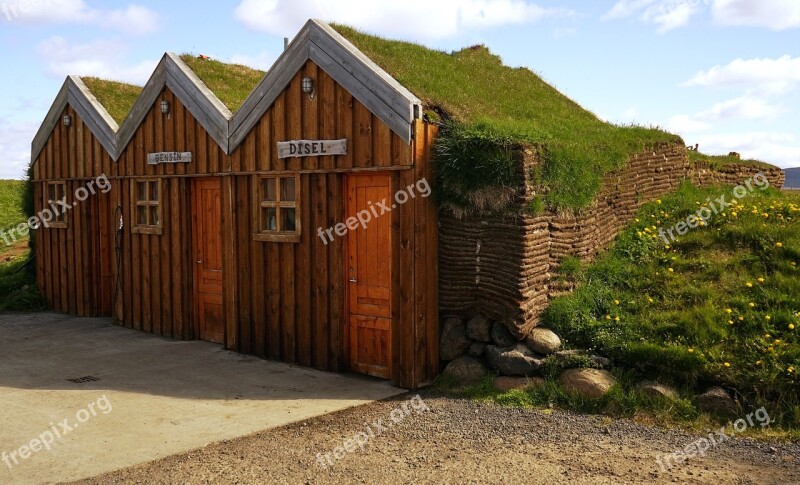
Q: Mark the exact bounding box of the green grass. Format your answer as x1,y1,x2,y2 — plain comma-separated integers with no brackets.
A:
82,77,143,125
434,372,800,439
540,183,800,427
0,179,46,311
688,150,774,170
0,180,26,231
180,54,265,112
0,248,46,312
334,25,683,211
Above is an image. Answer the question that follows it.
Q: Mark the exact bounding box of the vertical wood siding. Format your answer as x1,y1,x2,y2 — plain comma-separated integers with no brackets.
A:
33,60,438,388
33,105,115,317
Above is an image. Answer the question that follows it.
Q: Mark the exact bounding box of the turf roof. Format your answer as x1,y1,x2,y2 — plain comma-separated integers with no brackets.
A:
72,26,775,212
180,54,265,113
687,150,774,170
81,77,142,125
332,24,684,211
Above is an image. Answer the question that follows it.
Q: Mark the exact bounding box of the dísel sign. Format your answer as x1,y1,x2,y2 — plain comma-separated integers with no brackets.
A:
277,140,347,159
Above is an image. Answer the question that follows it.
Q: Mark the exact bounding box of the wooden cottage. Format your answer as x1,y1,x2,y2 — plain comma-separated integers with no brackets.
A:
30,20,439,389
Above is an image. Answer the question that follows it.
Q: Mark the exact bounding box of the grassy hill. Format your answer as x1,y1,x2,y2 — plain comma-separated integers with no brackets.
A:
0,179,45,312
334,25,682,212
542,183,800,426
444,183,800,433
0,180,27,232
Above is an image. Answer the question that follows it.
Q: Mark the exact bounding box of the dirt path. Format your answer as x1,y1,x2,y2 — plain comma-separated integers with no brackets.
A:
73,391,799,484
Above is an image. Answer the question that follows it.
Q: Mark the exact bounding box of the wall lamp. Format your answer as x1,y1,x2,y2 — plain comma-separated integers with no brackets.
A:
161,100,170,115
302,77,315,100
62,114,71,127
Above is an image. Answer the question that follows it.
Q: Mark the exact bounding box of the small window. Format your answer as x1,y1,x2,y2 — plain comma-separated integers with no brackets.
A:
132,179,162,235
255,174,301,242
45,181,68,228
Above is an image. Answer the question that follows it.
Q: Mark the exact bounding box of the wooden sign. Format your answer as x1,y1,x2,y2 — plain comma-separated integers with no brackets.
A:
147,152,192,165
277,140,347,159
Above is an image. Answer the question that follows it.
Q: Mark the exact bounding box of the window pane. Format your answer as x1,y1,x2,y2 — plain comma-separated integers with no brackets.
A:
48,184,56,203
150,182,159,202
263,208,277,231
137,182,147,202
56,184,65,201
281,177,296,202
283,208,296,232
137,207,148,225
263,178,277,202
149,207,159,226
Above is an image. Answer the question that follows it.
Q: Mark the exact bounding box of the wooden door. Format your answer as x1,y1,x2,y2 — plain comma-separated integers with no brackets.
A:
345,174,393,379
192,178,224,344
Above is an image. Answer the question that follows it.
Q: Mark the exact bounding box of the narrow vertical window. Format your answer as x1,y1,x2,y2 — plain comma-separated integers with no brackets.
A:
254,174,301,242
45,181,68,228
132,179,162,234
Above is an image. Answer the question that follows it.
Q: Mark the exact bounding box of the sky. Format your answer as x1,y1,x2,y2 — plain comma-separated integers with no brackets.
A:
1,0,799,180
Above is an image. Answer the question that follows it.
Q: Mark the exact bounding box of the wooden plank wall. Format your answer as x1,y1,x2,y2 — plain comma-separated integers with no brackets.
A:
33,104,115,317
33,60,440,388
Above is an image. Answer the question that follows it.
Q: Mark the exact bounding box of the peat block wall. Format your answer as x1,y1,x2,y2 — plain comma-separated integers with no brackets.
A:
690,162,785,189
440,144,785,338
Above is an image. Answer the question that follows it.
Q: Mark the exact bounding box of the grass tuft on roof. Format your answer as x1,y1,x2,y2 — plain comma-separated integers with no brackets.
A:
688,150,774,170
333,24,683,212
180,54,265,113
81,77,142,125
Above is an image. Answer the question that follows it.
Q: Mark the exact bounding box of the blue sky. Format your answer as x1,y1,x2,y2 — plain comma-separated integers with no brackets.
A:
1,0,799,179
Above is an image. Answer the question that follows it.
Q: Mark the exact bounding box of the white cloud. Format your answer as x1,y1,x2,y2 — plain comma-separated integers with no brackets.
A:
712,0,800,30
603,0,800,32
691,132,800,168
602,0,703,33
696,96,783,121
0,0,159,35
227,51,276,71
683,55,800,94
37,36,157,85
666,94,781,137
666,114,712,133
234,0,572,40
0,119,38,180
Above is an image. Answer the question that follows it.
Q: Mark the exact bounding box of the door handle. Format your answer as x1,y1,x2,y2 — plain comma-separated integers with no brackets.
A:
349,278,357,283
197,260,203,264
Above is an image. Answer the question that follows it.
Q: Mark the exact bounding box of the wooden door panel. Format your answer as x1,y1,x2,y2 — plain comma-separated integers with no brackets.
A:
193,179,224,344
349,315,391,379
346,174,392,379
199,293,224,344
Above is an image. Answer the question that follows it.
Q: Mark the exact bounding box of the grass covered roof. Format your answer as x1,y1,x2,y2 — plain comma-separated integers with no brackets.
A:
333,24,683,212
81,77,142,125
73,25,775,214
179,55,265,113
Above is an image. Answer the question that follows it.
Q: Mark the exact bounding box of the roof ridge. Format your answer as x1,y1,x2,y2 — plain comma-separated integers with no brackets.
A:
32,19,423,165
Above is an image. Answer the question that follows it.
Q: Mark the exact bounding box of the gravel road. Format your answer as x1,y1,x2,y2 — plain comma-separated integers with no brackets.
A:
72,390,800,484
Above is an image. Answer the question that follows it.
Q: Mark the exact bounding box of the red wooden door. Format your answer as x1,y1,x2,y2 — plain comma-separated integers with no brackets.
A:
345,174,393,379
192,179,224,344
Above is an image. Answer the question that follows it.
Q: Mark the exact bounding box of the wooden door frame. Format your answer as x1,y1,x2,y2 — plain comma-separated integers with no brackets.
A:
342,172,394,377
190,177,224,344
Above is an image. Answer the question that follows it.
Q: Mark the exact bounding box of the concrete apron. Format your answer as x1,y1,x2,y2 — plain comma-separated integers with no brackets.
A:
0,313,403,484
